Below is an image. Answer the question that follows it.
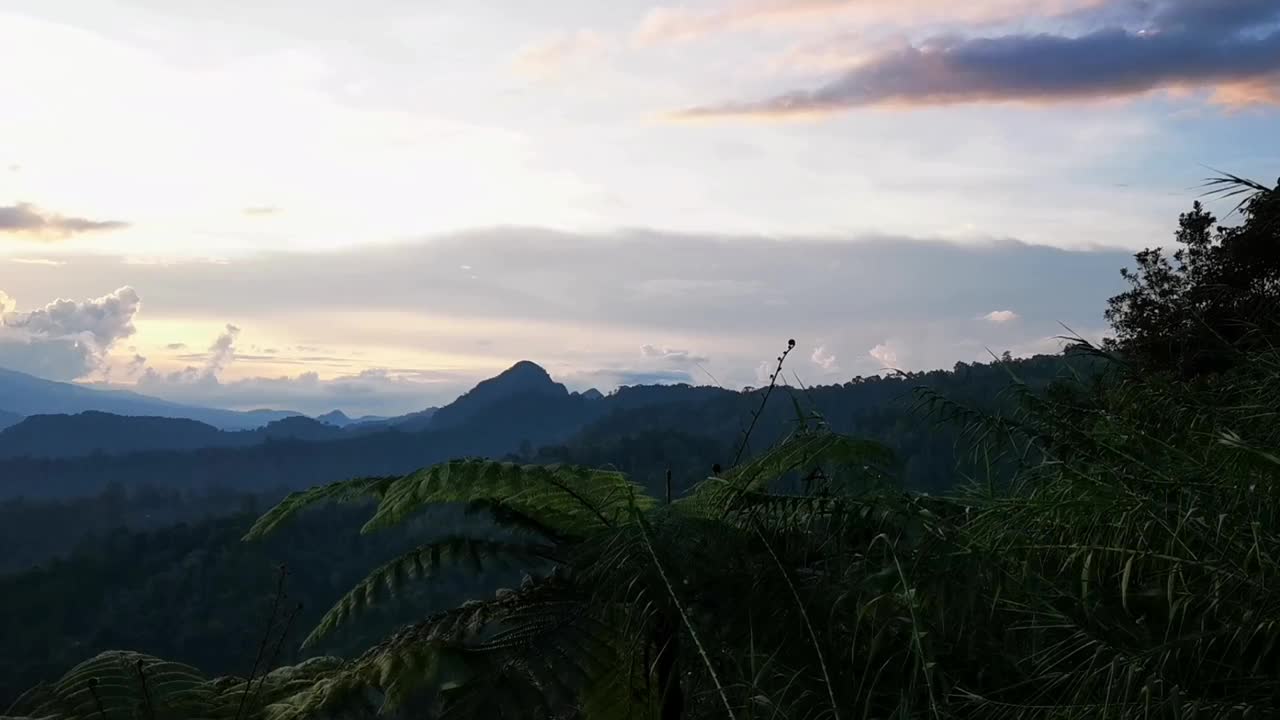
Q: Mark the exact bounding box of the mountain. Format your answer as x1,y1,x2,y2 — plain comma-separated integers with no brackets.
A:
0,412,347,460
0,360,599,496
316,410,391,427
0,354,1097,573
429,361,568,429
0,367,299,430
0,410,21,432
383,407,438,432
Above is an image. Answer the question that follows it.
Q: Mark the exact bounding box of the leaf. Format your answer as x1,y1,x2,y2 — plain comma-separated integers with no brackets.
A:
243,475,399,540
362,459,656,536
302,536,558,647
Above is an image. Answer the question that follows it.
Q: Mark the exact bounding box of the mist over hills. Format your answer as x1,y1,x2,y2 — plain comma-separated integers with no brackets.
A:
0,354,1087,503
0,359,600,462
0,367,301,430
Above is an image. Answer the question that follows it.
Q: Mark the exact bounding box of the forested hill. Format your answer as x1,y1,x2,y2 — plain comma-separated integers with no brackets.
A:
0,352,1092,707
0,352,1095,575
0,353,1087,503
0,412,352,459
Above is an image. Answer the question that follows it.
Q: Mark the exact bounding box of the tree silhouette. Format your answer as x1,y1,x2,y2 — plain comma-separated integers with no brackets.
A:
1105,175,1280,376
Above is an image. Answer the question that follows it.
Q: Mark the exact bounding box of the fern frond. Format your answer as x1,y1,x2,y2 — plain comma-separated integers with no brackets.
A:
280,575,597,717
361,459,656,535
7,652,210,720
243,475,398,540
679,431,895,518
302,535,558,648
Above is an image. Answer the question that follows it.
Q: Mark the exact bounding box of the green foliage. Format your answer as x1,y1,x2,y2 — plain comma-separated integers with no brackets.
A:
18,178,1280,719
302,536,557,648
1106,175,1280,376
2,651,343,720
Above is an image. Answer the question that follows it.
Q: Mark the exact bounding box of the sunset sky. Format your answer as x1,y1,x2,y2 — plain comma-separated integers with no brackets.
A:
1,0,1278,415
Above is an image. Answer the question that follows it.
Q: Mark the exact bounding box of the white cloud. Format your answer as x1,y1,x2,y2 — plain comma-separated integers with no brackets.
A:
755,360,775,386
983,309,1020,324
4,286,140,349
512,30,611,78
868,341,901,369
811,345,839,372
0,287,141,380
138,323,241,387
640,344,710,364
0,229,1130,395
133,365,472,416
207,324,240,376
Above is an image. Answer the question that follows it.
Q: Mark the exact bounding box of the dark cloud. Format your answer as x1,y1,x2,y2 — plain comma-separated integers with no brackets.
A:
1150,0,1280,33
675,0,1280,117
0,203,129,240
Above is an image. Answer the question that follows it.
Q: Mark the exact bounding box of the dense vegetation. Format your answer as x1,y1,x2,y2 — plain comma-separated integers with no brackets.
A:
0,354,1076,573
4,174,1278,719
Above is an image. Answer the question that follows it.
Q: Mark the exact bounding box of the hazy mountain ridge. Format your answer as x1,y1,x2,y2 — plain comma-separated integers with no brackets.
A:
0,355,1086,503
0,367,301,430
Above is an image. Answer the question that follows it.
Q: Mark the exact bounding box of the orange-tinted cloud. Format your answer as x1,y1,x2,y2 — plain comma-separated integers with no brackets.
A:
672,19,1280,119
1209,74,1280,109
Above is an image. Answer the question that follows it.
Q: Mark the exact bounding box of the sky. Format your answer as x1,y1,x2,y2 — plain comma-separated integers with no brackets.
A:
1,0,1278,416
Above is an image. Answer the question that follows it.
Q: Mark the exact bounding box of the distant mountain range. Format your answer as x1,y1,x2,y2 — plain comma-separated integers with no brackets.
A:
0,367,300,430
0,353,1100,573
0,360,603,461
0,412,350,460
0,354,1096,506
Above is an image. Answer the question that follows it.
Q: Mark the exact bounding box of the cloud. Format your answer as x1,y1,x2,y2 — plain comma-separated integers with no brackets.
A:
0,203,129,241
242,206,280,216
135,364,474,416
0,228,1132,393
564,367,695,389
512,30,611,77
4,286,141,350
0,287,142,380
9,257,65,266
672,0,1280,118
868,341,901,368
983,309,1020,324
165,342,188,350
141,323,240,386
640,344,710,364
811,345,839,371
635,0,1105,45
207,324,240,376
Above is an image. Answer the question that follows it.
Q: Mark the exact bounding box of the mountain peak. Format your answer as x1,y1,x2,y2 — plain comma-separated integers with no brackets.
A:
317,409,351,426
478,360,561,396
490,359,549,381
427,360,566,429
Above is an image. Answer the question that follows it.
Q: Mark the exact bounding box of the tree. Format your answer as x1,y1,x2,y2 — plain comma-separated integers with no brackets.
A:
1105,175,1280,376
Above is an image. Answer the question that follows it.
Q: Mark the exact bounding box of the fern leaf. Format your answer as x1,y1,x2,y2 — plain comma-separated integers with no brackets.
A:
361,459,656,535
680,431,895,517
7,652,211,720
243,475,399,540
303,536,557,647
